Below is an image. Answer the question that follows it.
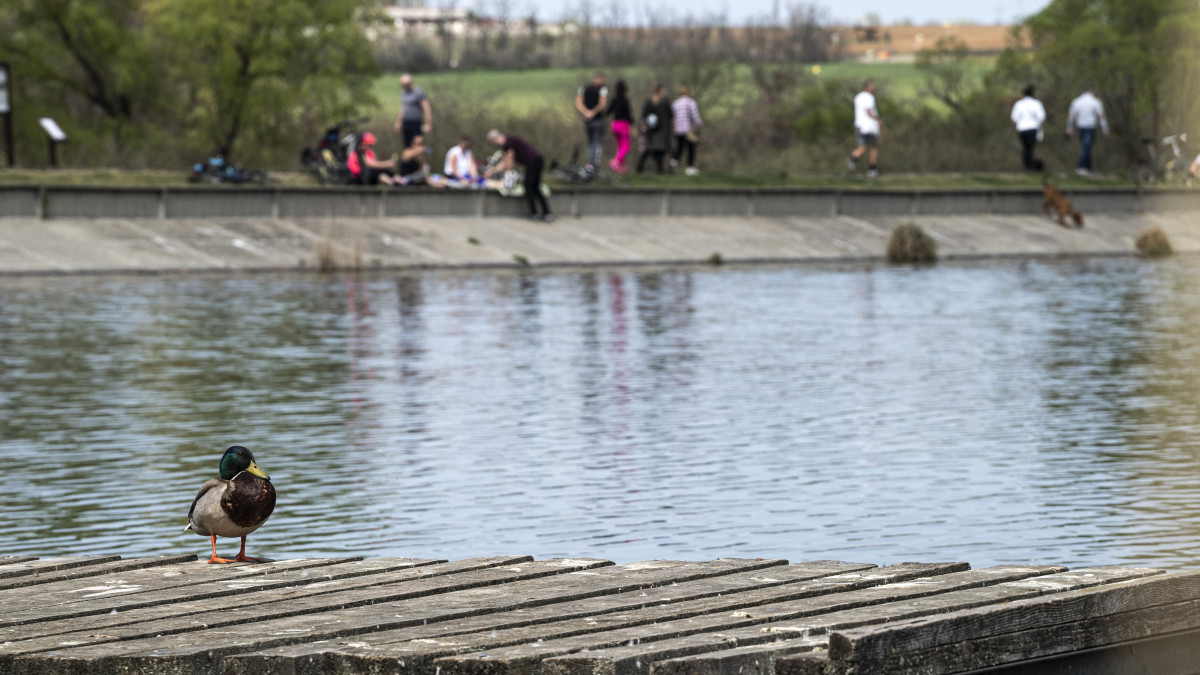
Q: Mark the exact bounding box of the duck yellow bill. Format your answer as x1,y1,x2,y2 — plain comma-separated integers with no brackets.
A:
247,462,270,480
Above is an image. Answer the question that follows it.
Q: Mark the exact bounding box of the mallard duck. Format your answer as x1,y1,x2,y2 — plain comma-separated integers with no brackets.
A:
185,445,276,564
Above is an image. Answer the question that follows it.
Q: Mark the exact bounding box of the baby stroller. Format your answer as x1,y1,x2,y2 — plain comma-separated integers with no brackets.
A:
300,116,370,185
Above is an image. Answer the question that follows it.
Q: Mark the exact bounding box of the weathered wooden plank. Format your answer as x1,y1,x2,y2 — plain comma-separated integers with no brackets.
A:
0,557,122,580
9,558,612,675
0,556,474,628
650,637,828,675
0,558,39,567
959,627,1200,675
0,557,449,644
0,556,534,671
773,651,828,675
431,562,971,675
895,598,1200,674
225,560,873,675
829,568,1193,672
535,565,1079,675
0,555,198,593
647,567,1158,675
0,557,365,610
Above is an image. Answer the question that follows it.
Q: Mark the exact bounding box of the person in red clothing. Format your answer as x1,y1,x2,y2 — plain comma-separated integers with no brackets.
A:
485,129,553,222
606,80,633,174
346,132,399,186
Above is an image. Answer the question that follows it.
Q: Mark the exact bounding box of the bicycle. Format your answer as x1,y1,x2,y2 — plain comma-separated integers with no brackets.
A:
1132,132,1194,187
548,146,628,188
189,155,276,185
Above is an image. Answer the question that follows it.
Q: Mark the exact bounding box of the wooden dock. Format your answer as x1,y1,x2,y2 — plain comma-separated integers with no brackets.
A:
1,554,1199,674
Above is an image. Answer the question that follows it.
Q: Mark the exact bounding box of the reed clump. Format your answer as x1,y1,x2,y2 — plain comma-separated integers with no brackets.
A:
1136,227,1173,257
886,222,938,263
315,236,336,272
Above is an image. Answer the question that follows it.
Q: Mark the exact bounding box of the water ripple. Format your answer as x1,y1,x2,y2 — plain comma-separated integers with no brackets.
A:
2,259,1200,569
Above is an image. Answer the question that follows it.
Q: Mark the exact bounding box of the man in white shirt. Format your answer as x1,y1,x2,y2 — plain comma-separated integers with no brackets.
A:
848,80,883,177
1011,85,1046,172
444,135,481,186
1066,85,1109,175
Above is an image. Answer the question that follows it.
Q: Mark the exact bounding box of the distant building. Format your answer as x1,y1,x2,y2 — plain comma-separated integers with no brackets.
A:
378,2,557,38
382,2,470,36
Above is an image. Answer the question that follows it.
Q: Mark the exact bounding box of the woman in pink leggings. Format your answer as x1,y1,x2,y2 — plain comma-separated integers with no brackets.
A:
606,80,633,174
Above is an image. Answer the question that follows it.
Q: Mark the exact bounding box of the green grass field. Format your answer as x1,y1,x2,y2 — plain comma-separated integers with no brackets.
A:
370,58,996,117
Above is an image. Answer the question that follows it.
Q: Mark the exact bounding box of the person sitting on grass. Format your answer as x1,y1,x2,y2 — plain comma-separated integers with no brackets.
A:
347,132,399,186
485,129,553,222
396,135,447,188
444,135,483,187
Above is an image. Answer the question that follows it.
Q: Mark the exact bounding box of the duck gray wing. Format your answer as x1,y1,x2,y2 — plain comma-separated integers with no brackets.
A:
185,478,226,533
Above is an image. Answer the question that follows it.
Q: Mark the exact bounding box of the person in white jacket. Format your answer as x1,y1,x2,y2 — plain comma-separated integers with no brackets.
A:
1011,85,1046,172
1066,85,1109,174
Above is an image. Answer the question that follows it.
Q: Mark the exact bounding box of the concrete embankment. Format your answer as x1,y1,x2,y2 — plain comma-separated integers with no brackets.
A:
0,185,1196,275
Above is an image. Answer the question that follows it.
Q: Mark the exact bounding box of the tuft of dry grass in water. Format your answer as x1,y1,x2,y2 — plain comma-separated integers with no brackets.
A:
1136,227,1173,257
315,235,337,272
887,222,938,263
351,225,364,270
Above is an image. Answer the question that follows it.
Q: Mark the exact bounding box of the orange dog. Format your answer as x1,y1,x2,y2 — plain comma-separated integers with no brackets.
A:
1042,182,1084,228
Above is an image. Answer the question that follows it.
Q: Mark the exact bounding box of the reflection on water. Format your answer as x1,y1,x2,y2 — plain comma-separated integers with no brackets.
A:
2,258,1200,569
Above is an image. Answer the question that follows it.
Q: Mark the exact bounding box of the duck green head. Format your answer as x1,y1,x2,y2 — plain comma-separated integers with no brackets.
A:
219,445,270,481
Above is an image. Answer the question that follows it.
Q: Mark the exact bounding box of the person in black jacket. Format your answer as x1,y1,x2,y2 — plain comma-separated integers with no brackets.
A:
574,72,608,170
637,83,673,174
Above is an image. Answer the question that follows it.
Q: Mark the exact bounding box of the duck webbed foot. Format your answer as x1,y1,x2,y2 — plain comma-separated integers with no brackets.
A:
206,534,238,564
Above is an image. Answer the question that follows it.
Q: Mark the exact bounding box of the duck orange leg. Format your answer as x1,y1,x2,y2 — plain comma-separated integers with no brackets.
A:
207,534,237,564
233,536,267,563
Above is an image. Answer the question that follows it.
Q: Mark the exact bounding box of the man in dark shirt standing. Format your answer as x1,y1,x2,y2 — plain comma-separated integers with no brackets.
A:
574,72,608,171
393,73,432,148
486,129,553,222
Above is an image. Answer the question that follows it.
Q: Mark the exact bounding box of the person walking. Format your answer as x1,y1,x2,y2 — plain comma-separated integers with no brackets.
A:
574,72,608,171
847,80,883,177
606,80,634,174
671,86,702,176
1066,85,1109,175
393,73,432,148
486,130,553,222
637,83,673,173
1011,85,1046,172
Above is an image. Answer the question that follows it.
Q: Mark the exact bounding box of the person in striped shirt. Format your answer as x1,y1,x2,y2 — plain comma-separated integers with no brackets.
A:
670,87,702,176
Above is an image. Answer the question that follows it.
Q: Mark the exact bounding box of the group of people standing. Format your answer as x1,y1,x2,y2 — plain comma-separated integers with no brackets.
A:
575,73,703,176
1010,84,1111,175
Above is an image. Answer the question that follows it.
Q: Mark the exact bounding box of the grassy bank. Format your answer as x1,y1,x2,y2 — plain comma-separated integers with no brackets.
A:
0,167,1134,190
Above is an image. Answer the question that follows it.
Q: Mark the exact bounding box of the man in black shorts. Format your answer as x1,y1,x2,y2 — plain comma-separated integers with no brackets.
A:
486,129,553,222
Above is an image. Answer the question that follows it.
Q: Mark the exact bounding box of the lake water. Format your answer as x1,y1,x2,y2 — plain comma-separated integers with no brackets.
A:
3,257,1200,570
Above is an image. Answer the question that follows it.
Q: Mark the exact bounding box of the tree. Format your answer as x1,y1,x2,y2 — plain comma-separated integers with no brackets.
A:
995,0,1199,161
0,0,163,154
915,35,973,118
144,0,378,161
